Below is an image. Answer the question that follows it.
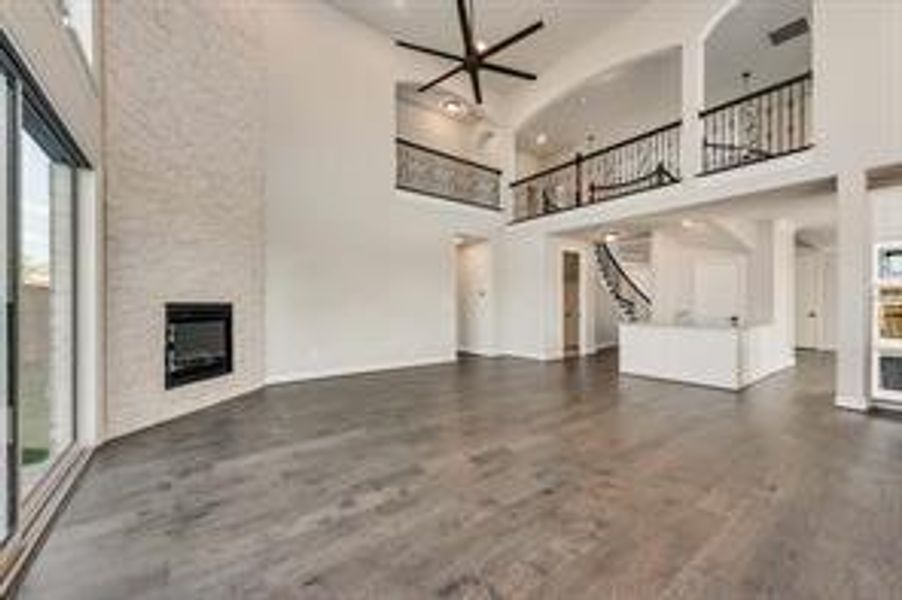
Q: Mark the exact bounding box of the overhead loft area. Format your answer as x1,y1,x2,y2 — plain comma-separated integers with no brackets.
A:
508,0,815,224
511,47,683,222
702,0,813,174
394,83,502,211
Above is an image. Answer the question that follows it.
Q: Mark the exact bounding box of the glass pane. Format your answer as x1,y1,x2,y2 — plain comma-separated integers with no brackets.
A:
19,131,74,495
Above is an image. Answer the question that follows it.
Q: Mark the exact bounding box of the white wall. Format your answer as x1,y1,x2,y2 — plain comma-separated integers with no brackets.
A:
650,229,749,325
397,97,500,167
263,1,503,384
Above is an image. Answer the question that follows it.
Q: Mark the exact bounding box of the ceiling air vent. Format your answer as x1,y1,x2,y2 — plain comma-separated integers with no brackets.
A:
768,17,810,46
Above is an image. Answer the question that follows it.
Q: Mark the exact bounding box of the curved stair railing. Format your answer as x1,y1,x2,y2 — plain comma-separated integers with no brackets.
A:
594,243,651,323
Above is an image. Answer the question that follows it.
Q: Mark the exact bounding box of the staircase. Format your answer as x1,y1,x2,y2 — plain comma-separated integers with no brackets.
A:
594,243,652,322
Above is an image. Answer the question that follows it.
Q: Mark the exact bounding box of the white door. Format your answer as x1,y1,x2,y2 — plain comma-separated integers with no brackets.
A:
795,253,822,349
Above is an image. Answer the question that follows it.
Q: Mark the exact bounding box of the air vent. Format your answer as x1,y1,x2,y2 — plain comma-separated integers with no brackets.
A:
768,17,810,46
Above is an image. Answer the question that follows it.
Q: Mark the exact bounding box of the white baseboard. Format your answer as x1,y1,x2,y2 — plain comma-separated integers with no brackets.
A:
835,394,869,412
265,354,456,387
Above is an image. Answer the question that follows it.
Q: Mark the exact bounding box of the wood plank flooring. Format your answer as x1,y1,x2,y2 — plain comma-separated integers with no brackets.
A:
16,350,902,599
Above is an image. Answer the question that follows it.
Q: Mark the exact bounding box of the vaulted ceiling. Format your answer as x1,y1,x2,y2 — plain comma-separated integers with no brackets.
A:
327,0,653,95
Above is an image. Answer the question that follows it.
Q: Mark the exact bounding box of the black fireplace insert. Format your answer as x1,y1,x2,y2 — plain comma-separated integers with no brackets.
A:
165,303,233,389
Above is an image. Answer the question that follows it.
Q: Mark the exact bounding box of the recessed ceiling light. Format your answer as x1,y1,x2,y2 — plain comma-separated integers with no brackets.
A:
442,98,466,116
681,218,697,229
579,96,587,105
476,40,488,53
603,232,620,243
536,133,548,146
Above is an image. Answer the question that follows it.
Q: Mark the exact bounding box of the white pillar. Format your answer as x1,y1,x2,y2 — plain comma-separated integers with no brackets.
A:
49,164,74,456
835,170,870,411
680,38,703,178
76,169,103,445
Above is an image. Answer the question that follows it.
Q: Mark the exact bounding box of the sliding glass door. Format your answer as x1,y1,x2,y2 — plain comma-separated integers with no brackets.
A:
0,34,88,550
18,131,75,496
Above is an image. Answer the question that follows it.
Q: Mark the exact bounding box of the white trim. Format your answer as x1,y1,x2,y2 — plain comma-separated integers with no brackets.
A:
265,354,456,387
835,394,869,412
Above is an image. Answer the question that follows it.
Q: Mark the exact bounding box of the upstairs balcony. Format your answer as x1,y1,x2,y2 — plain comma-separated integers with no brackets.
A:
396,137,501,211
701,71,813,175
510,70,814,223
511,121,682,222
393,0,814,224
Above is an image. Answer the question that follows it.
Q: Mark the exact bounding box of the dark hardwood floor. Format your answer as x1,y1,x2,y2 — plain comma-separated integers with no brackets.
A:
17,350,902,599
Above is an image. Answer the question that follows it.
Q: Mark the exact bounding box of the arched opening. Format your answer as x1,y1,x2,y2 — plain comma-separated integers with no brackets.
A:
702,0,813,173
394,82,502,210
511,47,682,221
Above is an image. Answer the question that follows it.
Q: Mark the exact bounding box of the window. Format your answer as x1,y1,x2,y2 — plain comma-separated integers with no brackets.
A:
18,131,76,495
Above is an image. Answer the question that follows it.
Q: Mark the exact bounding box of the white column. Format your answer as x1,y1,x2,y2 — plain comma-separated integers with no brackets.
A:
835,170,871,411
49,164,74,456
493,123,517,222
76,169,102,445
680,38,703,178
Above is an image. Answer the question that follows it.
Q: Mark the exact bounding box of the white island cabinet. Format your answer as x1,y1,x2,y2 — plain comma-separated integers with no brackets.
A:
619,322,794,391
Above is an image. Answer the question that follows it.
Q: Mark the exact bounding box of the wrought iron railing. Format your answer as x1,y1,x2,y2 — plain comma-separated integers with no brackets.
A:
396,138,501,210
594,243,651,323
701,72,813,175
510,121,681,222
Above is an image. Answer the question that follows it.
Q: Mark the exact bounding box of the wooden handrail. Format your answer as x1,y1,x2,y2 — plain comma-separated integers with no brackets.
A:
601,243,651,306
510,120,682,188
699,71,812,118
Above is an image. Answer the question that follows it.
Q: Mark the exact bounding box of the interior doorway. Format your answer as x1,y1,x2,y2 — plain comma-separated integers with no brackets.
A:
795,251,822,349
455,237,492,356
794,230,837,351
563,251,581,356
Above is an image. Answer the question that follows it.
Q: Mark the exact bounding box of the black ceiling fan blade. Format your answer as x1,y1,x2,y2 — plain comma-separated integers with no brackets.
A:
456,0,475,55
480,62,538,81
469,68,483,104
481,21,544,60
418,65,466,93
396,40,464,63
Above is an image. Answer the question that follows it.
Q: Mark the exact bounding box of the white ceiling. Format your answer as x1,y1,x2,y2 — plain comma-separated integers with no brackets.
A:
705,0,812,106
396,82,485,125
327,0,652,95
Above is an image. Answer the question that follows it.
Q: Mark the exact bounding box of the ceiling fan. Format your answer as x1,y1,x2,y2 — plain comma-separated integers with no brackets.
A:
395,0,544,105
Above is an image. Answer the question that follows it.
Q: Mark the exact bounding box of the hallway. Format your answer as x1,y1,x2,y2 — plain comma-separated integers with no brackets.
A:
19,351,902,599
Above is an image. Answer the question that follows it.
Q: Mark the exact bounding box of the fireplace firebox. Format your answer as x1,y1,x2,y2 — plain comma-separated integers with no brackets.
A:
165,303,233,389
